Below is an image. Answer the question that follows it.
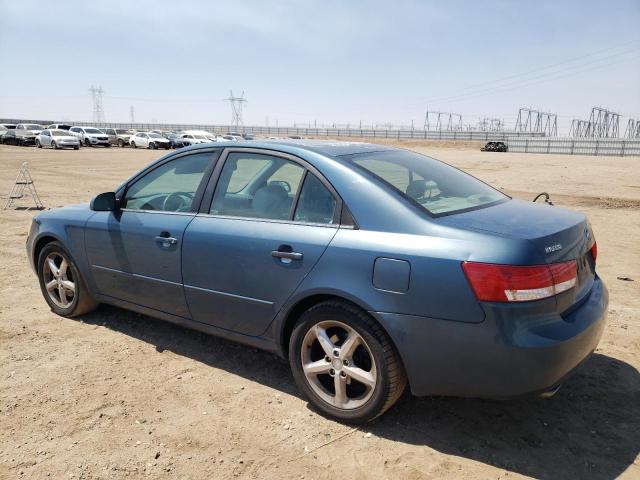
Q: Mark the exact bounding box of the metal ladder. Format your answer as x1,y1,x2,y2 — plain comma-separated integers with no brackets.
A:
3,162,44,210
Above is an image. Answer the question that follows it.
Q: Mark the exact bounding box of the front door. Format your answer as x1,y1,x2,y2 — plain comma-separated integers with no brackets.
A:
84,150,217,317
182,150,341,336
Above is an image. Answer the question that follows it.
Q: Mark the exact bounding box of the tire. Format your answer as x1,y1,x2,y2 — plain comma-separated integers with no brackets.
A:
52,141,58,150
289,300,406,423
74,146,79,150
131,141,137,148
118,139,125,148
149,142,156,149
105,143,111,148
85,138,91,147
36,140,41,148
37,241,98,318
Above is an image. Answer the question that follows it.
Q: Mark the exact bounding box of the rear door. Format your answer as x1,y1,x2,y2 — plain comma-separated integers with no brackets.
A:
182,148,341,335
85,150,219,317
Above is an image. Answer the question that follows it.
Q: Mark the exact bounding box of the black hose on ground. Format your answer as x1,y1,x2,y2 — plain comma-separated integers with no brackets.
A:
533,192,554,206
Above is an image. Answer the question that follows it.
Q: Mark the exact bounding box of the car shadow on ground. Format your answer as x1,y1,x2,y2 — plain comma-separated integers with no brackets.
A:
79,306,639,480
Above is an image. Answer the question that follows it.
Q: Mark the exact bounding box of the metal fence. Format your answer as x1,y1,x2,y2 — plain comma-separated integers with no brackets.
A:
0,118,543,141
506,137,640,156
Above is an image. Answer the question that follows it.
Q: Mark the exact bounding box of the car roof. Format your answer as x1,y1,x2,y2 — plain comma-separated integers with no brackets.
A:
180,139,396,157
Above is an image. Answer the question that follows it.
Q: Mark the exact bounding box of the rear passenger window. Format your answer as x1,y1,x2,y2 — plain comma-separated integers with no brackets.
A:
210,153,304,220
294,174,337,224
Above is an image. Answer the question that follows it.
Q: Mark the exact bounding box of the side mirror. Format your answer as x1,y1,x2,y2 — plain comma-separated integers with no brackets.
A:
90,192,117,211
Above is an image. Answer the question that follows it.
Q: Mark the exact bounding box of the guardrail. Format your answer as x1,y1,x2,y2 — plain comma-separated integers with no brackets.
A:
506,137,640,156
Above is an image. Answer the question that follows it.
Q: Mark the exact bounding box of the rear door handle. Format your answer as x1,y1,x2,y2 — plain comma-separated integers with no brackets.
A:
155,233,178,246
271,251,303,261
271,245,303,262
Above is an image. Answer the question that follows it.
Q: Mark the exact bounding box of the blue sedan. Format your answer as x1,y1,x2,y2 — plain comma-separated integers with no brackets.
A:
26,140,608,423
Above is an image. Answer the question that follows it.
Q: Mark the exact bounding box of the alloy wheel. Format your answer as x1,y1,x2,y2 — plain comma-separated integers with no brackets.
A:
300,320,377,410
42,252,75,308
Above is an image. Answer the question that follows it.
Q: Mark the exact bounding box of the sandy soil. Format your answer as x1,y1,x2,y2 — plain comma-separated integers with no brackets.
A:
0,142,639,480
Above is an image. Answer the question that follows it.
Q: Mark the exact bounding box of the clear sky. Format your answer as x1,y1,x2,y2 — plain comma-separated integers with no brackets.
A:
1,0,639,134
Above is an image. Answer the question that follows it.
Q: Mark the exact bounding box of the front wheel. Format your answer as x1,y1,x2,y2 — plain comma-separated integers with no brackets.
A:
118,139,125,147
149,142,156,149
37,241,98,317
131,141,137,148
36,140,42,148
289,301,406,423
52,141,58,150
84,138,91,147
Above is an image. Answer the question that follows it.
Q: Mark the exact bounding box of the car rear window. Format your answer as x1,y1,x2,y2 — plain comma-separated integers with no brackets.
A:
342,150,507,216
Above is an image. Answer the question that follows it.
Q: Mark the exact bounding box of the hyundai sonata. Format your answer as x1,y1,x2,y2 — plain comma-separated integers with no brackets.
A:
26,141,607,423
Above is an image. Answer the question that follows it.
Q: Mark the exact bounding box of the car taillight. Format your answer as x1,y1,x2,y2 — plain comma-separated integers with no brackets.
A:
462,260,577,302
591,240,597,262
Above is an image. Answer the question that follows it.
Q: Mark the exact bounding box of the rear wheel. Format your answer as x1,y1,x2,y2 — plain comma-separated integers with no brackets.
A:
37,241,98,317
118,139,125,148
289,301,406,423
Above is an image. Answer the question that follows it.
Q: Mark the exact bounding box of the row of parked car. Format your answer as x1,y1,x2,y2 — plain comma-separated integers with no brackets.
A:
0,123,254,150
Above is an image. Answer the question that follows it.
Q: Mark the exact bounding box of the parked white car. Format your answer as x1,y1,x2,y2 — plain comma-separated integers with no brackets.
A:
68,126,110,147
129,132,171,149
36,129,80,150
179,130,219,145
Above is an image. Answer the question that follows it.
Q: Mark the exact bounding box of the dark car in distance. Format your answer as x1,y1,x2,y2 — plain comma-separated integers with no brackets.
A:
481,141,508,152
26,140,607,423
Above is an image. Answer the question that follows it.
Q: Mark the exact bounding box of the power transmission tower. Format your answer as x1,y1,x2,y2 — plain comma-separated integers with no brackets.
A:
130,105,135,124
225,90,247,127
625,119,640,139
423,110,462,131
571,107,621,138
514,107,557,136
478,118,504,132
89,85,105,123
589,107,620,137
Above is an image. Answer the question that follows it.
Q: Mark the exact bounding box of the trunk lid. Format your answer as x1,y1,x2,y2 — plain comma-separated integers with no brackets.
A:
438,199,596,310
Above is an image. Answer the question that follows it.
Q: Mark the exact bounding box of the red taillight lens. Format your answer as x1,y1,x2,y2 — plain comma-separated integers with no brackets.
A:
462,260,577,302
590,240,597,262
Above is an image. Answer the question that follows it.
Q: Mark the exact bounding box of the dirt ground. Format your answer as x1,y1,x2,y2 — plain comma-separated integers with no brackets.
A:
0,141,638,480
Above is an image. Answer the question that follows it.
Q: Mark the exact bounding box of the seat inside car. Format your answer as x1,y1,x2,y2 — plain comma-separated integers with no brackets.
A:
252,183,291,219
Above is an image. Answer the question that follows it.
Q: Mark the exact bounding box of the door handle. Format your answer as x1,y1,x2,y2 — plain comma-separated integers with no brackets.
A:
155,233,178,246
271,245,303,262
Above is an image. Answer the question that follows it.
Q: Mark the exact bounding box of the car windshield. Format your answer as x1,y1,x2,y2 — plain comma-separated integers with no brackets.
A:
194,135,207,139
25,124,41,130
85,128,103,134
343,150,507,216
51,130,70,136
116,129,128,134
149,133,163,138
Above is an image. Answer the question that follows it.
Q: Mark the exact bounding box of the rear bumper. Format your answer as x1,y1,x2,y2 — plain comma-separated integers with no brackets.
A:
376,276,608,397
